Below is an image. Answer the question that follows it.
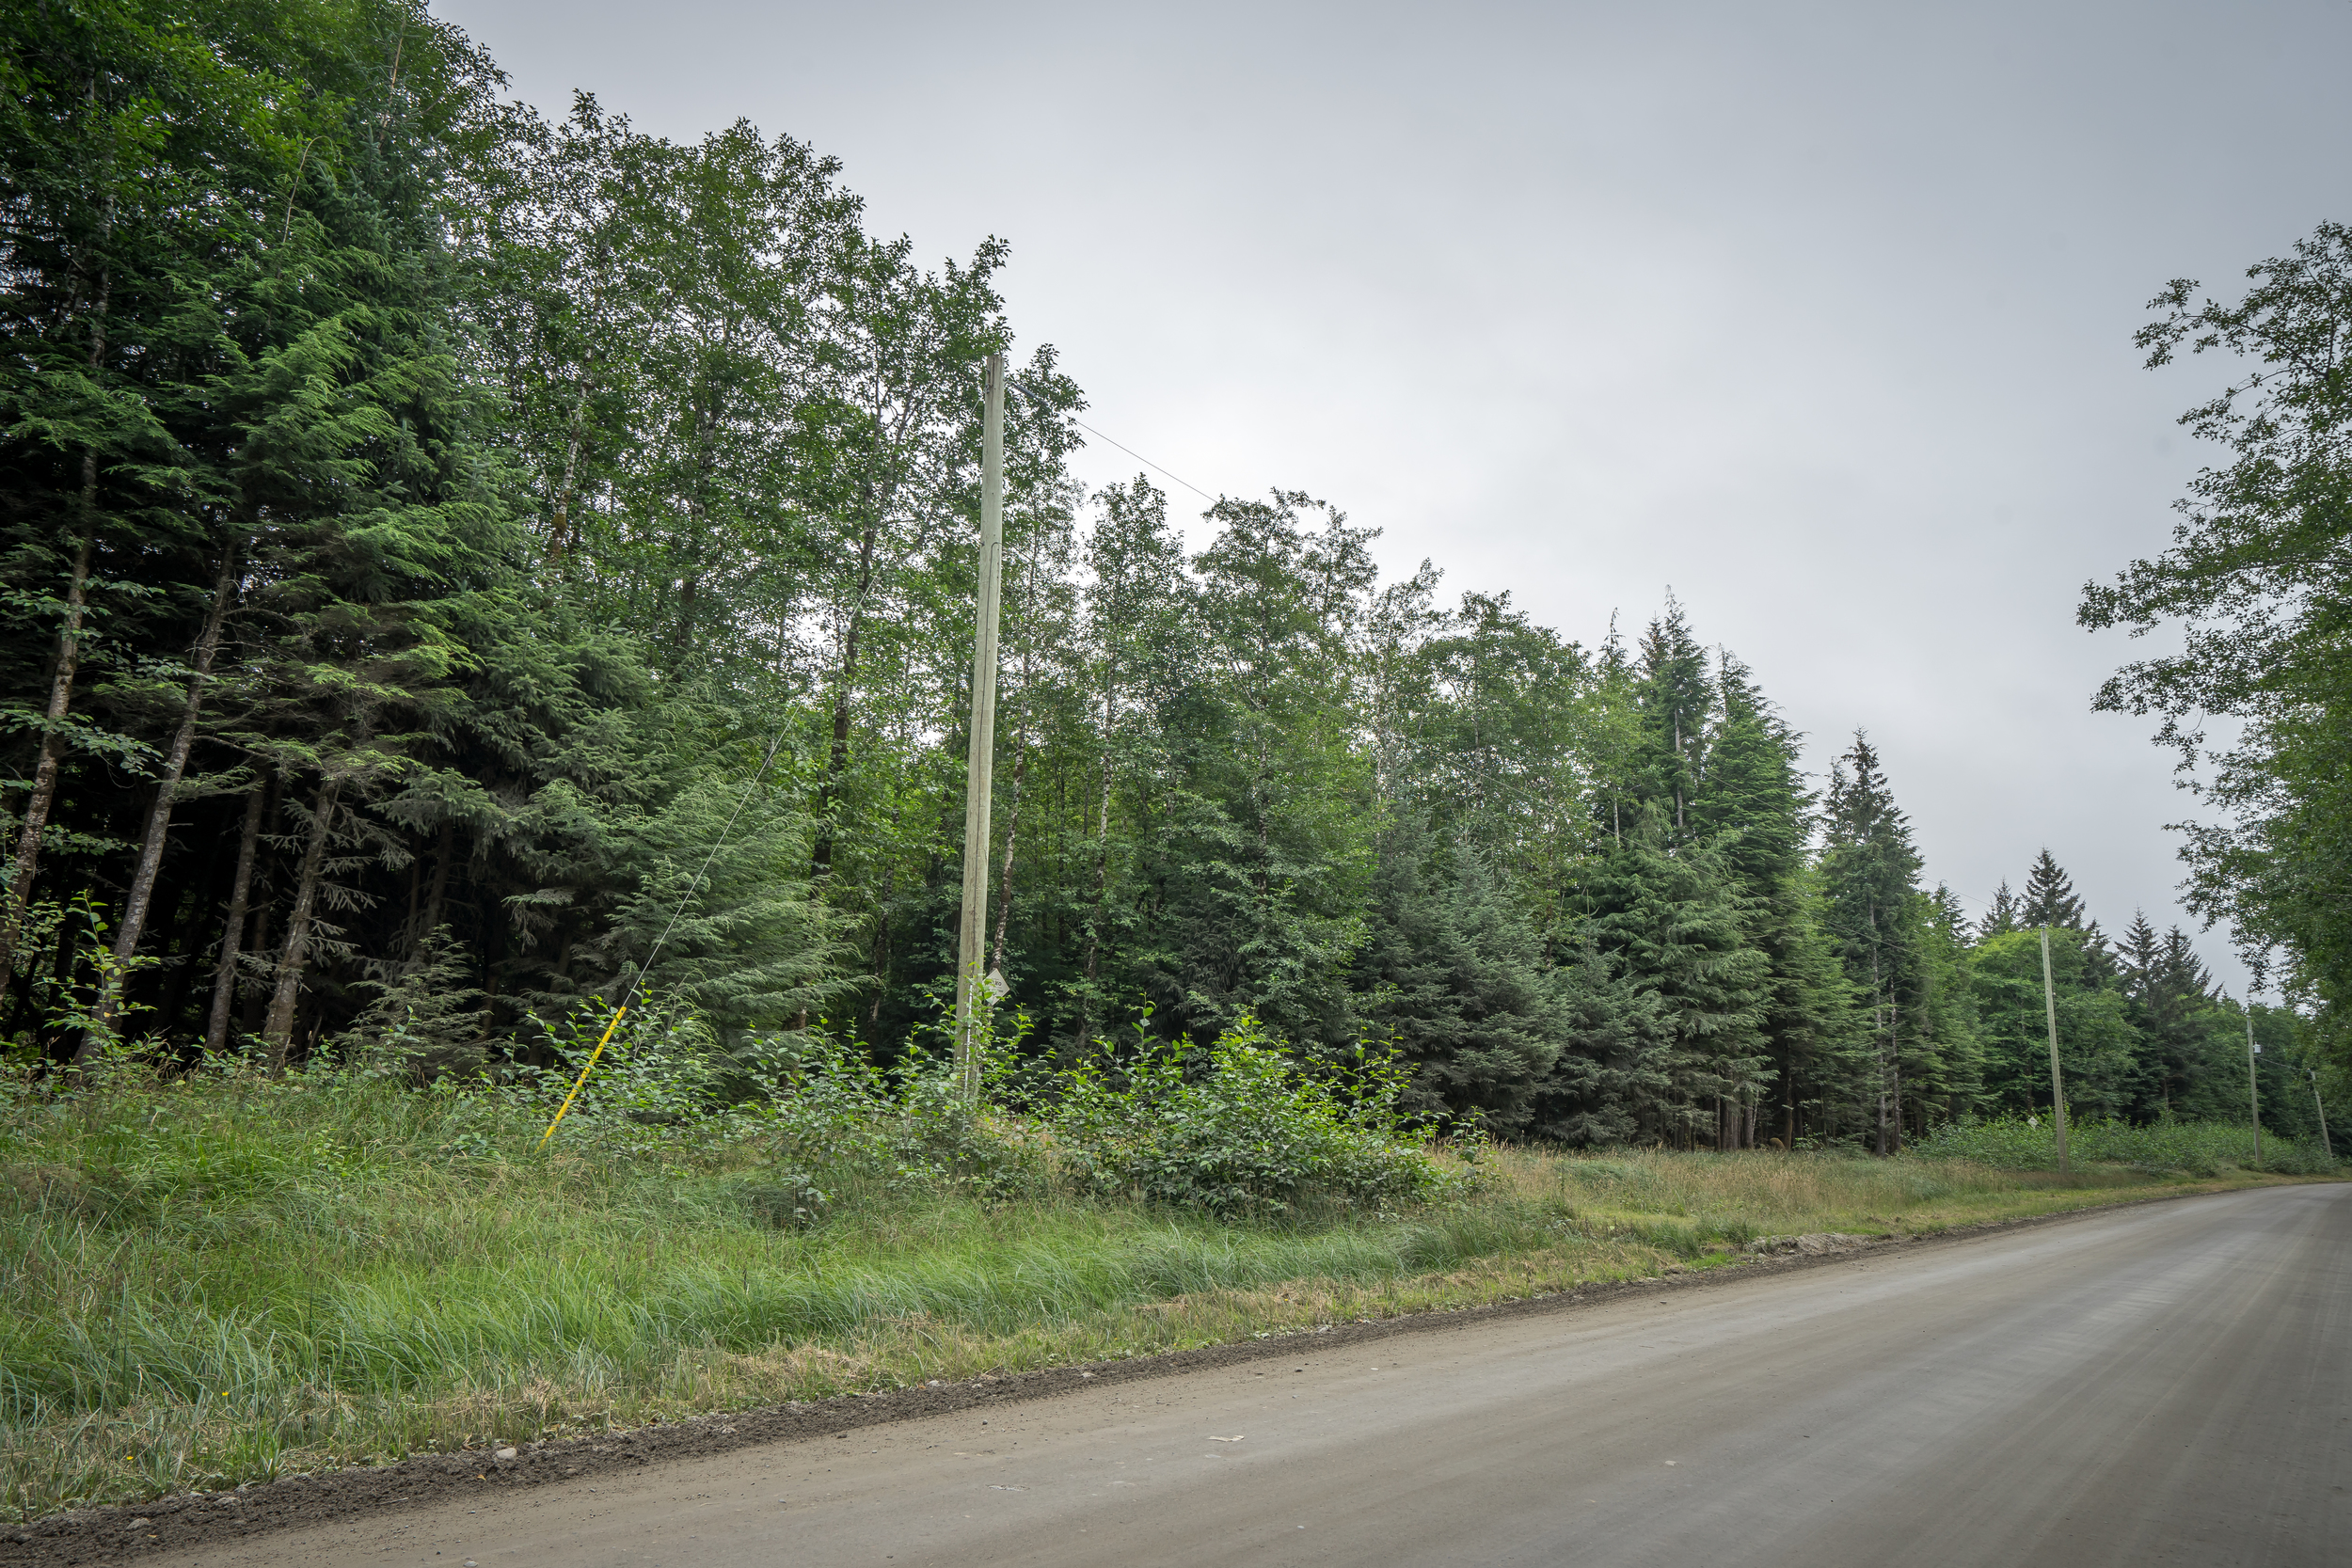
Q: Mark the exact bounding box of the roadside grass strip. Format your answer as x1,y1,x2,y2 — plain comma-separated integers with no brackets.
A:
2,1072,2328,1520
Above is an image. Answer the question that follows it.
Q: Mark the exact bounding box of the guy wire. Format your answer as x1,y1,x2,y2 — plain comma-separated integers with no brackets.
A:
537,731,787,1148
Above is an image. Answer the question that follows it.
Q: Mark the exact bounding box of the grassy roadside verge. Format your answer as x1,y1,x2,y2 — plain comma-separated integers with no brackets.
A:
2,1072,2327,1522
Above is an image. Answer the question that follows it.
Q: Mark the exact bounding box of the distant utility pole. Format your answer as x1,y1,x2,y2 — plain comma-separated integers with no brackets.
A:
953,351,1006,1104
2040,927,2070,1181
2312,1070,2333,1163
2245,1002,2264,1167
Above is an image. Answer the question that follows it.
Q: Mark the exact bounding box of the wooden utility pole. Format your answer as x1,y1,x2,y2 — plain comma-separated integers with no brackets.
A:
953,351,1006,1102
2311,1070,2332,1164
2245,1003,2263,1167
2040,927,2070,1180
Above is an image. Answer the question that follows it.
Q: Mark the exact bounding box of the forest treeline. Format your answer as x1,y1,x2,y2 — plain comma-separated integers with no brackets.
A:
1,0,2330,1148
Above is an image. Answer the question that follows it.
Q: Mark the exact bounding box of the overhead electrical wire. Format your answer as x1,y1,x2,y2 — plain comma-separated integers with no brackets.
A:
1009,378,1222,504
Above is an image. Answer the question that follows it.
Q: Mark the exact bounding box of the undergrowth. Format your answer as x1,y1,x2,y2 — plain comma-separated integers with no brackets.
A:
1912,1115,2335,1176
0,1030,2328,1523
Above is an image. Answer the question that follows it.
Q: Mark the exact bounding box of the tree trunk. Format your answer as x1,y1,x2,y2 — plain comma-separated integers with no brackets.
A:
3,245,111,975
545,356,597,563
1888,1005,1903,1155
988,707,1030,976
0,529,96,976
1078,681,1117,1048
421,819,454,939
673,574,699,661
401,832,421,955
812,609,865,879
866,910,890,1030
77,544,239,1060
204,782,269,1054
812,515,882,879
262,777,341,1069
156,804,232,1045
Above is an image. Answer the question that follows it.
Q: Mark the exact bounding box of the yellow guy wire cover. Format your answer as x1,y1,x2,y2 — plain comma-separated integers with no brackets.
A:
537,1002,629,1148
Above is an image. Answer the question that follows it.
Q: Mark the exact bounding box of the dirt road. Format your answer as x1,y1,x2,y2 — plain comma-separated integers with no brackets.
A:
147,1184,2351,1567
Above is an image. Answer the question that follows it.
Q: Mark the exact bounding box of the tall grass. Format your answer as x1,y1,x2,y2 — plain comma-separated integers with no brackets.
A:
0,1067,2316,1521
1912,1115,2335,1176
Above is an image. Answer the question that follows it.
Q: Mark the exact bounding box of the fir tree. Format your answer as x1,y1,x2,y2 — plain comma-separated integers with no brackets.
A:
1690,652,1842,1147
1632,594,1709,838
1980,879,2020,936
1359,818,1565,1134
1528,938,1671,1147
2118,913,2222,1118
1819,734,1929,1153
1567,802,1768,1148
2020,848,2088,929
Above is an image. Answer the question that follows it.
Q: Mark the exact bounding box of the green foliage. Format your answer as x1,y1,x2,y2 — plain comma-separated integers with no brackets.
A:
11,1053,2248,1523
332,927,488,1080
1914,1116,2338,1177
2081,222,2352,1078
1969,929,2139,1118
1045,1016,1454,1214
0,0,2305,1172
1359,820,1565,1133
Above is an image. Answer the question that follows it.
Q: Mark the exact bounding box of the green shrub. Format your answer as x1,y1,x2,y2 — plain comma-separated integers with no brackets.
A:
1042,1016,1456,1214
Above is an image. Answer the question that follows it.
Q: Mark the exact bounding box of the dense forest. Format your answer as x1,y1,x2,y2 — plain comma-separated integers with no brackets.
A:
1,0,2335,1149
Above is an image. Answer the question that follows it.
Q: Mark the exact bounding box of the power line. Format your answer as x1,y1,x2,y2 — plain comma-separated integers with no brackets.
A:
1009,379,1221,504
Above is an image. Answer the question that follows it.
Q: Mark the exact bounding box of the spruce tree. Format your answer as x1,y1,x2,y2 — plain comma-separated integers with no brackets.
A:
1633,595,1710,839
1819,734,1930,1153
1528,939,1671,1147
1688,651,1842,1147
1566,802,1768,1148
1137,492,1378,1046
1359,817,1565,1133
2020,848,2088,929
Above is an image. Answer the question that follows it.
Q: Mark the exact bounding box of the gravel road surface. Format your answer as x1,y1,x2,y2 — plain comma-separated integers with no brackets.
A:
142,1183,2351,1568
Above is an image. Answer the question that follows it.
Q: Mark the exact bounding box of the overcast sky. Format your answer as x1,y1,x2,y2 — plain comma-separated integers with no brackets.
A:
438,0,2351,991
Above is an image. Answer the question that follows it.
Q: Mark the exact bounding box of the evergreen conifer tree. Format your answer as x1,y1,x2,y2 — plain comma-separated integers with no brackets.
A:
1819,734,1930,1153
1359,816,1565,1133
1690,652,1844,1147
1566,802,1768,1148
1633,596,1709,839
2020,848,2088,929
1528,938,1671,1146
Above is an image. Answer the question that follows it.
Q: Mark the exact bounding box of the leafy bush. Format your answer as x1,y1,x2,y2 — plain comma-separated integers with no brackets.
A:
759,1027,1053,1201
1042,1016,1458,1214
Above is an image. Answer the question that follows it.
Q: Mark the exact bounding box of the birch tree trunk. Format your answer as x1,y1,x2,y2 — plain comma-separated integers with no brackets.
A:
545,354,597,563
